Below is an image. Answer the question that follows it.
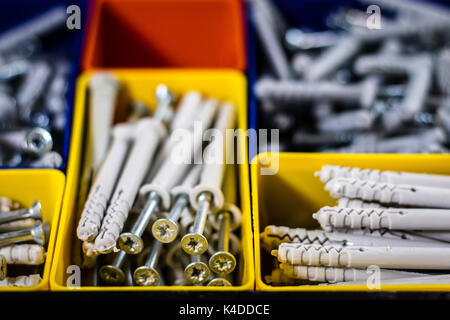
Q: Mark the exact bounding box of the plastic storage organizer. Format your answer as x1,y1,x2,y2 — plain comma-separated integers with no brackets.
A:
0,169,65,291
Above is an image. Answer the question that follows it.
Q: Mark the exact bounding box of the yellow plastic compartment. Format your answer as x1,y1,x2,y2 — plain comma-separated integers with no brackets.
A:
251,152,450,292
0,169,65,291
50,70,254,291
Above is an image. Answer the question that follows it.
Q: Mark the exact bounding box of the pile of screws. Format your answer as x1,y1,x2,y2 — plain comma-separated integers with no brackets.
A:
0,197,50,287
263,165,450,286
0,7,73,168
251,0,450,153
75,76,242,287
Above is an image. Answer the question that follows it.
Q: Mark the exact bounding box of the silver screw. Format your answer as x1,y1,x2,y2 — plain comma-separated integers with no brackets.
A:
0,200,40,224
0,221,47,248
0,59,29,81
133,240,162,286
361,0,450,25
0,255,6,280
98,250,128,285
5,154,23,167
118,191,161,255
16,61,52,121
152,194,188,243
116,86,175,255
316,109,375,133
181,192,213,255
208,211,236,275
0,91,16,124
184,254,211,285
313,101,333,119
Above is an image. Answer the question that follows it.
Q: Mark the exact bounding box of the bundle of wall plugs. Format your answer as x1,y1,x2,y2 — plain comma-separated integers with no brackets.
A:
265,165,450,286
75,75,242,287
251,0,450,153
0,7,74,168
0,197,50,287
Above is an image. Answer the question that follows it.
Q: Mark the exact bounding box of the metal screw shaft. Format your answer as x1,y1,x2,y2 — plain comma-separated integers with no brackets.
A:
181,192,213,255
17,61,52,121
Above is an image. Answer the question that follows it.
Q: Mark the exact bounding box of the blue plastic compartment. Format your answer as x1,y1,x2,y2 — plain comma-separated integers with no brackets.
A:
0,0,89,170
